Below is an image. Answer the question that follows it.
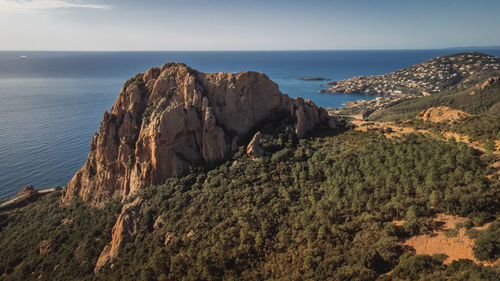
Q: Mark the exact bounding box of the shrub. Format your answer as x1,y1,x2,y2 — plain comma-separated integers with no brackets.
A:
473,221,500,261
432,253,448,263
392,254,443,280
466,228,481,239
483,140,496,153
444,228,459,238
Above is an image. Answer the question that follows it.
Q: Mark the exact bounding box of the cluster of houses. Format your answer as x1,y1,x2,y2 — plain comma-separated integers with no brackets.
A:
320,53,500,97
343,96,416,114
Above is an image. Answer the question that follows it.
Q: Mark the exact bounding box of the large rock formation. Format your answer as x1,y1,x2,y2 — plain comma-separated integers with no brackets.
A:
94,198,144,272
61,63,328,206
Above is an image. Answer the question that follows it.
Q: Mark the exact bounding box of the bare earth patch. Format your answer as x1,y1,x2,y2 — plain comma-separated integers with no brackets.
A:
352,120,499,155
418,106,471,123
396,214,499,266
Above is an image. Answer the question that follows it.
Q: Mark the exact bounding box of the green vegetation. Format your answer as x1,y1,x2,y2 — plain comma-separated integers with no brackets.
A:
4,56,500,279
484,140,497,153
369,82,500,122
402,115,500,143
0,192,121,280
444,228,459,238
166,87,176,99
3,117,500,280
142,104,155,122
99,128,498,280
473,220,500,262
124,73,146,90
381,255,499,281
0,122,499,280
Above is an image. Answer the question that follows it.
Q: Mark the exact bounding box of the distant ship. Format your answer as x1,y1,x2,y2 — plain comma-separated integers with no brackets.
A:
19,55,27,60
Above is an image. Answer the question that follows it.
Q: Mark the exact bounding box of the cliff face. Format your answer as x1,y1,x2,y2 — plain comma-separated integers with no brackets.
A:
62,63,328,206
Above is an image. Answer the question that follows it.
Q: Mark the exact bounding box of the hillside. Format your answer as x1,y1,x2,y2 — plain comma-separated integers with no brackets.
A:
368,76,500,121
1,125,500,280
1,61,500,280
321,52,500,97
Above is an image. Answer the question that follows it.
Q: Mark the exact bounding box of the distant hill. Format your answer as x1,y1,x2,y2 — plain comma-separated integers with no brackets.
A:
445,46,500,51
321,52,500,97
369,77,500,121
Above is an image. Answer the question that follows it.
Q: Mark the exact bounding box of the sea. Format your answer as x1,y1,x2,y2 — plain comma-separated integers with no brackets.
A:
1,49,500,199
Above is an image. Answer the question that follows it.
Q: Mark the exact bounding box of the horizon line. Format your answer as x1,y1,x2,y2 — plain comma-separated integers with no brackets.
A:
1,46,500,53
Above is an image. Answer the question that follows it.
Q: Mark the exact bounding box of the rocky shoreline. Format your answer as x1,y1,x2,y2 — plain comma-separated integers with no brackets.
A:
0,185,58,211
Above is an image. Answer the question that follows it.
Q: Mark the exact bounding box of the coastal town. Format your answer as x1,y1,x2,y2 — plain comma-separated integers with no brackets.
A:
320,53,500,97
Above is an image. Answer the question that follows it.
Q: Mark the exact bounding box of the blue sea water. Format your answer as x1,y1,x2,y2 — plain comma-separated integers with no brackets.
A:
1,49,500,199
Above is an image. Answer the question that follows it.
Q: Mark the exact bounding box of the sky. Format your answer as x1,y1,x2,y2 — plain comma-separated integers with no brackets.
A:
0,0,499,51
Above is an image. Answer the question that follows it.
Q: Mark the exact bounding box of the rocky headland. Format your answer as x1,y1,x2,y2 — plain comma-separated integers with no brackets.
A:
61,63,329,207
320,53,500,97
298,77,329,81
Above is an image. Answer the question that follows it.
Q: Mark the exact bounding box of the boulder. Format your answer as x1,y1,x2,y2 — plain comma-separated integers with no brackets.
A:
246,132,266,160
164,232,175,246
39,240,53,257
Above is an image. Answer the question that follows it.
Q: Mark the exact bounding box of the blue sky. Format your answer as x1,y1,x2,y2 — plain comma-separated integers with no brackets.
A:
0,0,499,50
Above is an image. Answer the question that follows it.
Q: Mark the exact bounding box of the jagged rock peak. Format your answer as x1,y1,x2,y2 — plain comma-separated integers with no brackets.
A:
61,62,328,206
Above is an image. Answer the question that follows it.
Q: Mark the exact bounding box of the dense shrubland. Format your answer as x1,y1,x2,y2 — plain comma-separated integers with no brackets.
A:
406,115,500,144
99,128,498,280
1,124,499,280
0,192,121,280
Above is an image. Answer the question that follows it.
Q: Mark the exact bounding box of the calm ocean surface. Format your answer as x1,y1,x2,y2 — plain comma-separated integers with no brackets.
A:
1,50,500,198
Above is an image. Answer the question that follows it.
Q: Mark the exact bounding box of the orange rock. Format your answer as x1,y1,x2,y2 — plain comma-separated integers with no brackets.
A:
62,63,328,207
480,76,500,90
164,232,175,246
246,132,267,160
94,198,143,272
418,106,471,123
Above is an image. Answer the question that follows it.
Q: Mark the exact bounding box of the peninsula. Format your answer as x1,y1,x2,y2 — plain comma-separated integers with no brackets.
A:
321,53,500,97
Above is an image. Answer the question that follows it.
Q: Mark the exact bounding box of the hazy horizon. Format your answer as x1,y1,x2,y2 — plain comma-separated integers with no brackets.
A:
1,0,500,51
2,45,500,52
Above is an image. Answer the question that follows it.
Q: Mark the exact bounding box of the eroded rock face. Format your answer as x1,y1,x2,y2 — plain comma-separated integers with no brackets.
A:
94,198,143,272
39,240,53,257
480,76,500,90
246,132,270,160
418,106,471,123
62,63,328,206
